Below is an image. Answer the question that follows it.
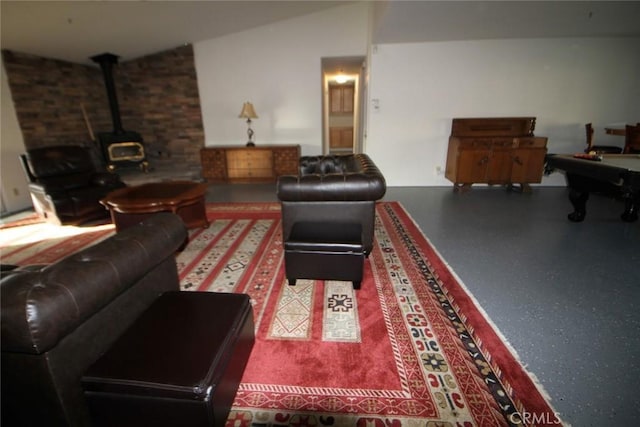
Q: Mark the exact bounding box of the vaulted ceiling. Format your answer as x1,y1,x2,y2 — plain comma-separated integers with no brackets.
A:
2,1,639,66
372,1,640,43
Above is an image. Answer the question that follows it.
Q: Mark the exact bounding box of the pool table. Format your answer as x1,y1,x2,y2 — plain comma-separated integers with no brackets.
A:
546,154,640,222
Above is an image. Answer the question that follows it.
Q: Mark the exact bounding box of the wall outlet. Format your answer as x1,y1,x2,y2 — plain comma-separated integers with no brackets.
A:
435,166,444,175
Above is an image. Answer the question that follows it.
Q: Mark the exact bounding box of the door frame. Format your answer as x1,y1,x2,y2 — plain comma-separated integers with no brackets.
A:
321,57,366,155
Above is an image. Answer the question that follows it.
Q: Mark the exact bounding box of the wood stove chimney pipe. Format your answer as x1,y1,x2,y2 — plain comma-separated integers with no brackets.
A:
91,53,124,135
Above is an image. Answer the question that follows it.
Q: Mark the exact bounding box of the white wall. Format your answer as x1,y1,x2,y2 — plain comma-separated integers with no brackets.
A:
4,7,639,192
194,2,370,156
367,37,640,186
1,62,31,214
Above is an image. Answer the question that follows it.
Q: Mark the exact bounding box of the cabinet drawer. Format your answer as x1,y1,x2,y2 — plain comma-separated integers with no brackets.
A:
227,167,273,179
226,149,274,181
458,139,493,149
515,137,547,148
491,138,516,148
226,150,273,168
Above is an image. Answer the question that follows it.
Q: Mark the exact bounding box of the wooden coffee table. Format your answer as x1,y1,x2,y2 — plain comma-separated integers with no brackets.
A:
101,181,209,231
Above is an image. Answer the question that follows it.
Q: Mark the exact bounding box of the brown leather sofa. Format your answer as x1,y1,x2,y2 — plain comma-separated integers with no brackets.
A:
20,145,126,225
277,153,386,255
1,213,187,426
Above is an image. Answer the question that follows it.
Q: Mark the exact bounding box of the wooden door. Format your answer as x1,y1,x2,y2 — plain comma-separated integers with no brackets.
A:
329,86,342,114
272,146,300,177
341,86,354,113
510,148,547,183
329,127,354,150
456,148,491,183
200,148,227,182
329,85,354,114
486,149,513,184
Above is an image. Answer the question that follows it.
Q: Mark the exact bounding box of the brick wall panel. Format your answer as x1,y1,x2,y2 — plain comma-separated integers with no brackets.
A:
2,45,204,177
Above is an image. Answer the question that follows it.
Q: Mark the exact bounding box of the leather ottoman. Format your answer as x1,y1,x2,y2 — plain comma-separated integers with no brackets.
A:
82,291,254,427
284,221,364,289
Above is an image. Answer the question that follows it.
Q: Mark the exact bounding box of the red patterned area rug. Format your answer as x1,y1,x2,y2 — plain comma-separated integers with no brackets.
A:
0,221,114,266
176,202,563,427
0,212,45,229
0,202,561,426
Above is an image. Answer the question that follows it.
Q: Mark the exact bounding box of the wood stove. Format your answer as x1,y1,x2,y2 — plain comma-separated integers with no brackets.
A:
91,53,148,172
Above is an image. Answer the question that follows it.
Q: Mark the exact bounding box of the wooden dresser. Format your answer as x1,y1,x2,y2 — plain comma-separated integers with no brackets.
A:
200,145,300,183
445,117,548,192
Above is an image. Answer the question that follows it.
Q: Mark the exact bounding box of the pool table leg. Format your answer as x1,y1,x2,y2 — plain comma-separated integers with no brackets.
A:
568,189,588,222
620,190,639,222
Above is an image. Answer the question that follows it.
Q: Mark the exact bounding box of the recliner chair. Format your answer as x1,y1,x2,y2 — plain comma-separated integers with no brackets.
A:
20,145,126,225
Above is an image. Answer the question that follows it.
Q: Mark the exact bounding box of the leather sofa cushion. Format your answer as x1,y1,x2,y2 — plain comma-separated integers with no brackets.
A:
0,213,188,355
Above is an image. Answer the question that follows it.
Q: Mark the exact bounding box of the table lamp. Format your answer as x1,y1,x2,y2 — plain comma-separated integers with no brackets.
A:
239,102,258,147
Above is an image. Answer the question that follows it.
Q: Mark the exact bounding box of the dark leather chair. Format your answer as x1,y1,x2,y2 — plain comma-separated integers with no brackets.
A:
584,123,622,154
20,145,126,225
277,154,386,288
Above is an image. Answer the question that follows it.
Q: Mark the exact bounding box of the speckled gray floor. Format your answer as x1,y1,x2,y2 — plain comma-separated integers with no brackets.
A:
207,183,640,427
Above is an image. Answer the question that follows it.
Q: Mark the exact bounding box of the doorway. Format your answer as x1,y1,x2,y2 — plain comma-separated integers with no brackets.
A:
321,57,366,155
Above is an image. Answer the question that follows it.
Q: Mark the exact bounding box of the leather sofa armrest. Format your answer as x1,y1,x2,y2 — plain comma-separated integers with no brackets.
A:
1,213,187,355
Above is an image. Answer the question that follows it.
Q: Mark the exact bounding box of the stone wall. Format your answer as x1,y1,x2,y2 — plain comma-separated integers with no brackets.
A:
2,50,110,147
2,45,204,177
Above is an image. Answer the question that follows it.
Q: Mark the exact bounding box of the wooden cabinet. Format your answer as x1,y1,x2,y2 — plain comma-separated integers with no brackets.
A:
329,84,354,114
200,145,300,183
445,118,548,192
329,127,354,150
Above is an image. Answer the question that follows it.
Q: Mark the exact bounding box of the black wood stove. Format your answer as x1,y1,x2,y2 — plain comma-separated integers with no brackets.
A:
91,53,148,172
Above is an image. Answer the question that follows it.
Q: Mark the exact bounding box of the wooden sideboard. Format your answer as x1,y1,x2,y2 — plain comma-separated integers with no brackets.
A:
445,117,548,192
200,145,300,183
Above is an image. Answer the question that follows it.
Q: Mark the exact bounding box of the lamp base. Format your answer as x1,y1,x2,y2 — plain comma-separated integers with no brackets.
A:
246,124,255,147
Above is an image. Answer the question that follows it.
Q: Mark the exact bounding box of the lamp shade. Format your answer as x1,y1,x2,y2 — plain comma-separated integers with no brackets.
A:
239,102,258,119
